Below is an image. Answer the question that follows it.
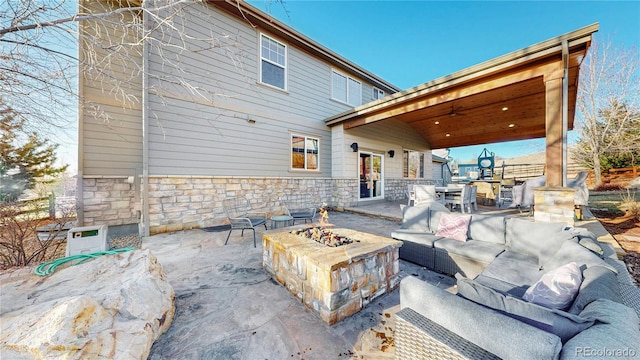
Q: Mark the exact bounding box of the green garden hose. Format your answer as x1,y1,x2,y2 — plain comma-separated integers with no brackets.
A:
34,247,136,276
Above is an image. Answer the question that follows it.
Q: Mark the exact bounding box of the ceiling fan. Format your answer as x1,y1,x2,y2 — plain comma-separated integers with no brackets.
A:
447,105,466,117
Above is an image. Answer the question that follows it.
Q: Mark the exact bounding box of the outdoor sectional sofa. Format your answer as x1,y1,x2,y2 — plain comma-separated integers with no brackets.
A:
391,202,640,359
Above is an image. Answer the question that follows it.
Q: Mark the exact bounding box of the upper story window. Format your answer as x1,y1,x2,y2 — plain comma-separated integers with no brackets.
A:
291,134,319,171
260,34,286,90
403,150,425,178
373,88,385,100
332,70,362,106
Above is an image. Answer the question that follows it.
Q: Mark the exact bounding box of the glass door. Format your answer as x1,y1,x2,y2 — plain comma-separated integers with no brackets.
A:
359,152,383,199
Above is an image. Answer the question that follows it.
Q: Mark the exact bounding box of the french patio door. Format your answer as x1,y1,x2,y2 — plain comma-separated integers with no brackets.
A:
359,152,383,199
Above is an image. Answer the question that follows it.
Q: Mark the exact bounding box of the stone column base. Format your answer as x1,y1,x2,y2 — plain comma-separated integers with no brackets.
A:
534,186,577,226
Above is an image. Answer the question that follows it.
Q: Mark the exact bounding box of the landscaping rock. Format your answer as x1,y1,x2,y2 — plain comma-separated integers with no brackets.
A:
0,249,175,359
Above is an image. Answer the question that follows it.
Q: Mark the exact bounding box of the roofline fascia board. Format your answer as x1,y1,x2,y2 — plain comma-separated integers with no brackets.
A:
325,23,598,126
213,0,400,94
326,42,587,126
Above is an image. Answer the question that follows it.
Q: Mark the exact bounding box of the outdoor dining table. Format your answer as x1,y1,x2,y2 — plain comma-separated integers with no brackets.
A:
434,186,462,204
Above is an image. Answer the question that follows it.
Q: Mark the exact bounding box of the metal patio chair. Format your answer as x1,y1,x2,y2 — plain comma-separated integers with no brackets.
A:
283,198,318,224
222,196,267,247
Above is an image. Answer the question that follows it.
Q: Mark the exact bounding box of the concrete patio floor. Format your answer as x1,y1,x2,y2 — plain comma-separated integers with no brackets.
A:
144,200,622,359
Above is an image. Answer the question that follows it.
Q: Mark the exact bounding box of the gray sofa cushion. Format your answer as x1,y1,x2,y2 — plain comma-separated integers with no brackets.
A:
506,218,573,266
543,240,617,273
577,237,605,257
390,230,444,246
468,214,507,244
400,276,563,359
567,227,604,256
456,275,595,343
476,250,542,297
399,205,431,231
560,299,640,359
434,239,505,265
568,265,622,315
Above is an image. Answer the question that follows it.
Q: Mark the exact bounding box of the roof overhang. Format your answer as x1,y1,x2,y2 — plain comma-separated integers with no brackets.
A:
325,23,599,150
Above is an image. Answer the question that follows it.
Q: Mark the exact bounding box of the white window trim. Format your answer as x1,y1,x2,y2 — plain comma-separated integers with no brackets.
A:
403,149,425,179
373,87,384,100
290,132,321,172
331,69,362,106
259,33,287,91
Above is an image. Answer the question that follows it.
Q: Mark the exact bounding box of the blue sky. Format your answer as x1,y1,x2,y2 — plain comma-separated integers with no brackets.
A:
249,0,640,162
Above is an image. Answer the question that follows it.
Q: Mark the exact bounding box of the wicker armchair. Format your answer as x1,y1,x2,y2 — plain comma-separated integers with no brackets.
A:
222,197,267,247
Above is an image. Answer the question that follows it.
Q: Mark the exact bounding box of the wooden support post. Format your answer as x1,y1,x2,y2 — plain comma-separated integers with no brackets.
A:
544,71,564,187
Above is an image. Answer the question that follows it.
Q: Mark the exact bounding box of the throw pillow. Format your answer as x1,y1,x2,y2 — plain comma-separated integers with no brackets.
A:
523,262,582,311
435,213,470,241
456,274,594,343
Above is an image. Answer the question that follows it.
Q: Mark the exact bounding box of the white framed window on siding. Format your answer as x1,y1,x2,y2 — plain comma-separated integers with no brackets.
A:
332,70,362,106
260,34,286,90
291,134,319,171
373,88,384,100
403,150,425,178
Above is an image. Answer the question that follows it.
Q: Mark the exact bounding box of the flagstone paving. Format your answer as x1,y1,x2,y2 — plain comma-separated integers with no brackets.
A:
145,208,455,359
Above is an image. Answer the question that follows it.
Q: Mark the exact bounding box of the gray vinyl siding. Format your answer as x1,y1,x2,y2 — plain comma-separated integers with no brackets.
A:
79,0,142,176
145,3,382,177
432,162,444,182
335,121,431,179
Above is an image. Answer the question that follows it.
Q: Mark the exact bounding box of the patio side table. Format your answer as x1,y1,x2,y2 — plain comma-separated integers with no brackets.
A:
270,215,294,229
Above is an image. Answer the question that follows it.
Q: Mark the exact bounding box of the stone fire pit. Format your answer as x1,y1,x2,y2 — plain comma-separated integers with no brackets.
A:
262,224,402,324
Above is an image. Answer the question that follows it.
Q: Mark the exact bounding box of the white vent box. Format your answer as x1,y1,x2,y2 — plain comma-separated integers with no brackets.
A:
66,225,108,257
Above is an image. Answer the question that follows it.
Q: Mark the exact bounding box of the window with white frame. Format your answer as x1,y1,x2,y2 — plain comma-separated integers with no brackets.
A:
373,88,384,100
291,134,319,170
260,34,286,90
403,150,425,178
332,70,362,106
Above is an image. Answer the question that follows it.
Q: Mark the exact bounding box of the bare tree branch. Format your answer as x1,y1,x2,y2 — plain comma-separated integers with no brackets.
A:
572,38,640,186
1,0,256,140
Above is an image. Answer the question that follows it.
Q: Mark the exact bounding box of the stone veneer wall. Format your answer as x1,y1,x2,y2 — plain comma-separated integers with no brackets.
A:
147,177,359,234
82,177,139,226
82,176,444,234
384,178,442,201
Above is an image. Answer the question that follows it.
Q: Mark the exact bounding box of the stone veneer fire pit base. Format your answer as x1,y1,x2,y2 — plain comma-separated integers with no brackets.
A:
262,224,402,325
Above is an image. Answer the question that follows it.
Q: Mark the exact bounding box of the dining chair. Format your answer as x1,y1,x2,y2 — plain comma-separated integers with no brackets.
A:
498,179,515,208
468,185,478,211
445,184,472,213
413,185,440,206
407,184,415,206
